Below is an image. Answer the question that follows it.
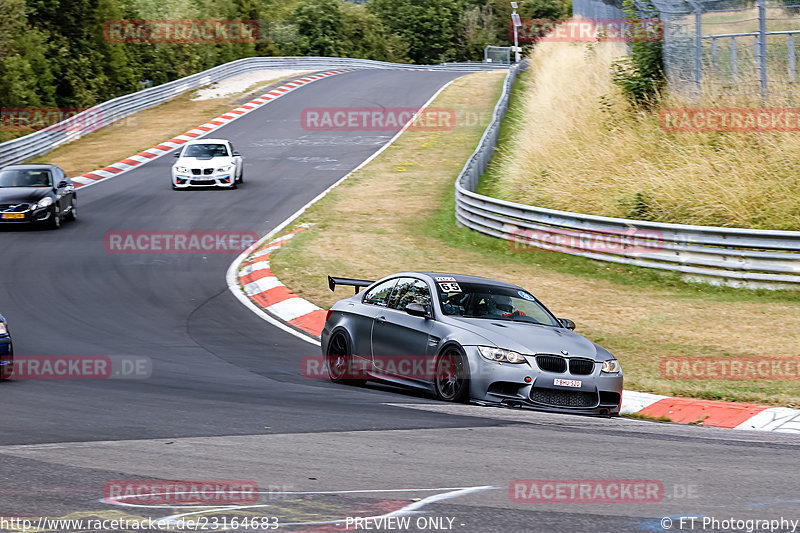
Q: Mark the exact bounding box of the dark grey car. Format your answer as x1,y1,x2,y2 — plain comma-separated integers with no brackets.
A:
321,272,623,415
0,164,77,228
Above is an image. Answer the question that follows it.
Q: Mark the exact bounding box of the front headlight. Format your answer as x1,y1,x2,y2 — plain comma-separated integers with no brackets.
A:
478,346,527,364
216,165,233,173
601,359,621,373
0,322,7,335
175,166,189,174
36,197,53,208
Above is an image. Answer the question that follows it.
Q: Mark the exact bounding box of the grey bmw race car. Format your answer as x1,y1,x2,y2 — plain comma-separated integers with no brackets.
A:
321,272,623,415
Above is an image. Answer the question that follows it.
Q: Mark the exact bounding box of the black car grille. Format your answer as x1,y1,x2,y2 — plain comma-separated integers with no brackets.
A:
569,358,595,375
190,168,214,175
536,354,596,375
189,179,216,185
0,203,29,212
536,355,567,373
530,388,598,408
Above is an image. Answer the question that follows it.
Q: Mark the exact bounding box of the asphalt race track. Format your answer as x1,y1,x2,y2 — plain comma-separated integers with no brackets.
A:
0,70,798,533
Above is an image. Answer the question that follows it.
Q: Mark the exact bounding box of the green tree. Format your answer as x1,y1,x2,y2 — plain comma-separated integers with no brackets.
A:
455,4,496,61
368,0,463,64
610,0,664,107
293,0,344,56
340,3,393,61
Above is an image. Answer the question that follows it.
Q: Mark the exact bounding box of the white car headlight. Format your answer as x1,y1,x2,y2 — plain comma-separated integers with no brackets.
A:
601,359,621,373
36,197,53,208
216,165,233,173
478,346,527,364
175,166,189,174
0,322,7,335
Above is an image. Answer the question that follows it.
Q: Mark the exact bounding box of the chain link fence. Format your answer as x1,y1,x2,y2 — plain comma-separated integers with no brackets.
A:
574,0,800,100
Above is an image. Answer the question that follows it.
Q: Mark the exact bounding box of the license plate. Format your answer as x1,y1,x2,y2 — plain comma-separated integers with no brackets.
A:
554,378,582,388
1,213,25,219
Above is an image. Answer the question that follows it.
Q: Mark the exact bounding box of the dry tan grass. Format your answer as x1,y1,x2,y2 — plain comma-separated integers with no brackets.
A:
272,69,800,407
31,73,311,177
484,42,800,229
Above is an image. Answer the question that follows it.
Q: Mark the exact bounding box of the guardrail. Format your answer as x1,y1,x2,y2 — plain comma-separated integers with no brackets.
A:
454,62,800,289
0,56,505,168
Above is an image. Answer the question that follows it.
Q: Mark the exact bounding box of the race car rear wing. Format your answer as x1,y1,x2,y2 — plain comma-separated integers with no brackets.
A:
328,275,374,294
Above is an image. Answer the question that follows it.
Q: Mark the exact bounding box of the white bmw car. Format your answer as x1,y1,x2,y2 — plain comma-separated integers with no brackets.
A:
171,139,243,189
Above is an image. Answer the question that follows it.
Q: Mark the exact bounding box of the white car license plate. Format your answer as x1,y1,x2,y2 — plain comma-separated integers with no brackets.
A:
554,378,582,388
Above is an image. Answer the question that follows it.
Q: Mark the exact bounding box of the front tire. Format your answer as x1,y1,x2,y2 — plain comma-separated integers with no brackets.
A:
434,347,470,402
48,210,61,229
326,333,365,386
66,201,77,221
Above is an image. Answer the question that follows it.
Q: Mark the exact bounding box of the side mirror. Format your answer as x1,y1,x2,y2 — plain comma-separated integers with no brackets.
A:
172,152,181,158
558,318,576,330
405,302,431,318
232,151,241,156
57,180,68,188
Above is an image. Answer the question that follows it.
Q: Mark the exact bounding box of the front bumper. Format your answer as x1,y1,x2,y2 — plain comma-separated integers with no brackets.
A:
0,335,12,355
173,173,235,188
0,208,53,224
0,336,12,379
465,347,623,416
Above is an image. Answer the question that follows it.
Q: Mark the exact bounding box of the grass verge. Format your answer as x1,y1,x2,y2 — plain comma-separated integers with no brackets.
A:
271,69,800,408
482,42,800,230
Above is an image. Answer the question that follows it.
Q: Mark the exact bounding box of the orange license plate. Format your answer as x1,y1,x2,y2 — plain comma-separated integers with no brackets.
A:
1,213,25,219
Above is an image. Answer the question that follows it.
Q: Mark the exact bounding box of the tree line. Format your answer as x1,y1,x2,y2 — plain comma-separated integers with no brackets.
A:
0,0,569,117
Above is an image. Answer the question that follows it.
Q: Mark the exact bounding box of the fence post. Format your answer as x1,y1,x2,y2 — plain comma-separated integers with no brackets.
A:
712,37,718,74
686,0,703,99
731,37,738,83
789,34,797,83
758,0,768,101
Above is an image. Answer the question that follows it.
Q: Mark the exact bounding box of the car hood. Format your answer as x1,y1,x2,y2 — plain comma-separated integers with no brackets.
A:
174,157,235,169
0,187,51,204
448,317,610,361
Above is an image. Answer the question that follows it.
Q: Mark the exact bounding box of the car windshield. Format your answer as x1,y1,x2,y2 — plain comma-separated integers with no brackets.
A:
436,281,559,326
0,169,51,188
182,144,228,158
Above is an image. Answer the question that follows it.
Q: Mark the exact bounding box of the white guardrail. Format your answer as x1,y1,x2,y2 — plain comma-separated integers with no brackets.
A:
455,62,800,289
0,56,505,168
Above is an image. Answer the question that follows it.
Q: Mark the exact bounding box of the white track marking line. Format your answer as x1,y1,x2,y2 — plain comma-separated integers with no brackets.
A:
102,485,497,528
73,70,347,189
226,77,460,345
